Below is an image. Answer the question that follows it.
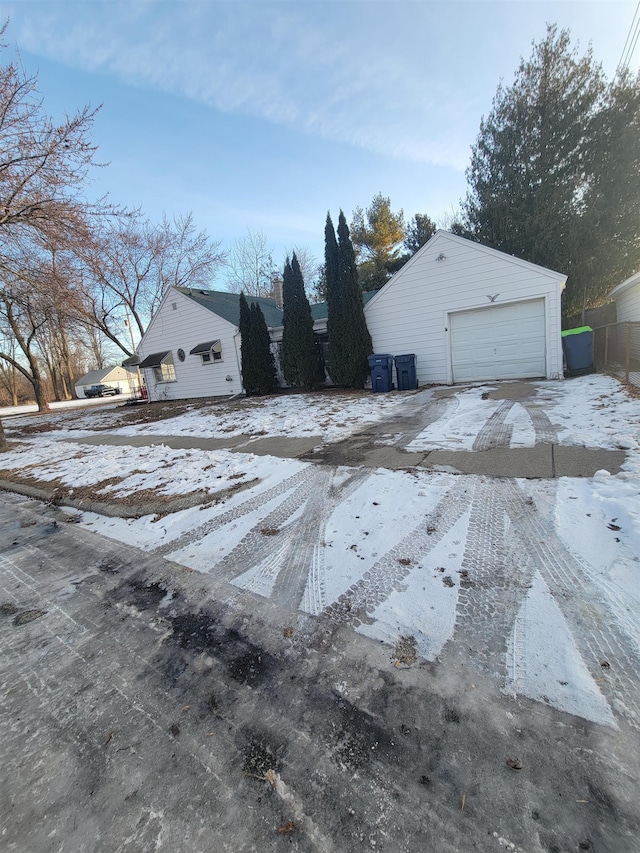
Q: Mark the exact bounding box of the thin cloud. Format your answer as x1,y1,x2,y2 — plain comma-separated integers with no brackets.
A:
10,0,476,170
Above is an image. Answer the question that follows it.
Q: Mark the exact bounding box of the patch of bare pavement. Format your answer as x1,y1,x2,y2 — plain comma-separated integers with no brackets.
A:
1,492,639,853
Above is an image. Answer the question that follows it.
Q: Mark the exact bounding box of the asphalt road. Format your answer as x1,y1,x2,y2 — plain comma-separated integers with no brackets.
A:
1,489,639,853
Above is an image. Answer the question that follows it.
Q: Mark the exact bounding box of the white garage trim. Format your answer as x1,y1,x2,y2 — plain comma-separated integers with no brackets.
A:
449,298,547,383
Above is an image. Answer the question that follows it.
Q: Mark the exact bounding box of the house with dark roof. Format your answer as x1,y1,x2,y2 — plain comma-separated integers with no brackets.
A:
136,232,567,401
136,286,285,400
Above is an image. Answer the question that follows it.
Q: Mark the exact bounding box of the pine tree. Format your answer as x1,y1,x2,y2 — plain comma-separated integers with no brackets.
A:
404,213,437,256
281,253,323,390
351,193,405,291
462,25,640,317
325,212,372,388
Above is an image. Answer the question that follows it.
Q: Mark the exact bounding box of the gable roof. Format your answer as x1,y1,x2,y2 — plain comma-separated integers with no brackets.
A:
309,291,377,322
364,229,567,312
75,367,135,385
608,271,640,299
175,286,284,328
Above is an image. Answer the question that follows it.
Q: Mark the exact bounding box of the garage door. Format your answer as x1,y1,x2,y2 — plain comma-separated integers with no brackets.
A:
450,299,546,383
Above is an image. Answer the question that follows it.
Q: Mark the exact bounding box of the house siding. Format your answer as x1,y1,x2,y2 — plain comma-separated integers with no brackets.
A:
74,367,138,398
364,232,565,385
138,289,243,400
615,283,640,323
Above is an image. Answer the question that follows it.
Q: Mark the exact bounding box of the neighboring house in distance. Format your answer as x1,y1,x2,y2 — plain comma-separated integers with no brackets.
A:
74,366,138,399
136,287,283,401
364,230,567,385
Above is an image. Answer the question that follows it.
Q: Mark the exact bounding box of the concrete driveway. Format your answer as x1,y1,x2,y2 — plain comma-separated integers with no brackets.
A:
1,380,639,853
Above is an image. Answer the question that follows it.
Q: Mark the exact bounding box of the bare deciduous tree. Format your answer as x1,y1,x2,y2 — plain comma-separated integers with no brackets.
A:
77,211,225,354
0,28,107,426
225,229,278,298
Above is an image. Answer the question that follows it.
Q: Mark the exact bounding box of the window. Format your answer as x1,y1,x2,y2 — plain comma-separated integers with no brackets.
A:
138,351,176,383
190,340,223,364
153,361,176,383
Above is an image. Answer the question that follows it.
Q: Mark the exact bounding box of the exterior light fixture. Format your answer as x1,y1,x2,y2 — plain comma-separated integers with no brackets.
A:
436,252,446,261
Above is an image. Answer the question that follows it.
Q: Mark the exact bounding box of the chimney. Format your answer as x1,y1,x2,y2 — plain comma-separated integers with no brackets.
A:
273,277,284,309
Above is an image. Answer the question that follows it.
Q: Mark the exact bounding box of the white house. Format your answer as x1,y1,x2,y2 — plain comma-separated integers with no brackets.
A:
608,271,640,323
74,366,138,398
364,230,567,385
134,232,568,401
136,287,283,401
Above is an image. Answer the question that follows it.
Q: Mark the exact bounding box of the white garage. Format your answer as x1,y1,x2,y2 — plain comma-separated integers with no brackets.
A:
364,231,566,385
450,298,547,383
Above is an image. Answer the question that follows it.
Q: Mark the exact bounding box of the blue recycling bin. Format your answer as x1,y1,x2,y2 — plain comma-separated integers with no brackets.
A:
562,327,594,376
395,354,417,390
367,354,394,392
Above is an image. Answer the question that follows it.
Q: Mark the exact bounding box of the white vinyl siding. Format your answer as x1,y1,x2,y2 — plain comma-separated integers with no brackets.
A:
138,290,242,400
615,283,640,323
365,231,565,385
450,299,546,382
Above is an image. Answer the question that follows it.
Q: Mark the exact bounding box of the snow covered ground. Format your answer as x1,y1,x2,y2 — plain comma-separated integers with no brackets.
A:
2,375,640,729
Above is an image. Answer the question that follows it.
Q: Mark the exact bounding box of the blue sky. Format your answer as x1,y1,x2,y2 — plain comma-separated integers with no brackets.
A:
3,0,637,281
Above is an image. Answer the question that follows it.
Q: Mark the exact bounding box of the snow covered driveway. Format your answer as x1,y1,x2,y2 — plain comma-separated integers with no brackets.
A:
1,375,640,731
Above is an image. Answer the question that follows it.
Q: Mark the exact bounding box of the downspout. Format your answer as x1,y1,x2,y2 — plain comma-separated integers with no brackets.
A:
233,329,244,397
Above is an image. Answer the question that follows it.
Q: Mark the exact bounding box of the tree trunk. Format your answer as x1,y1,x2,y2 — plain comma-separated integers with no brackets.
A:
0,418,7,452
28,356,49,412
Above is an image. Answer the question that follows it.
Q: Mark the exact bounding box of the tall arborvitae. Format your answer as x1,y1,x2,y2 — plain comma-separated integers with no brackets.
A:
239,292,276,395
281,253,323,391
336,211,372,388
238,291,255,393
249,301,277,395
325,212,346,386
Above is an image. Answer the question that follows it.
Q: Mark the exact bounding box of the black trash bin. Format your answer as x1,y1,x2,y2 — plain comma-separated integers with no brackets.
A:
367,354,394,392
561,327,594,376
395,354,417,390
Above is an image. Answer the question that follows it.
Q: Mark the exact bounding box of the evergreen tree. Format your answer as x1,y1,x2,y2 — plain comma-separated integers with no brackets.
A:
239,292,276,395
462,24,640,317
238,291,254,393
404,213,437,256
580,68,640,311
326,211,372,388
351,193,405,291
249,301,277,395
281,253,323,391
325,213,343,386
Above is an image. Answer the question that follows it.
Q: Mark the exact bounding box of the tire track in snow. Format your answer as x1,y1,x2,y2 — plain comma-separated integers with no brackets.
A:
151,467,313,557
446,479,535,678
318,479,472,629
472,401,514,451
503,479,640,730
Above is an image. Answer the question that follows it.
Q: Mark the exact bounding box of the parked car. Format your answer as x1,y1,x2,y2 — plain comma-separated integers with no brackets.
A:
84,384,119,398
